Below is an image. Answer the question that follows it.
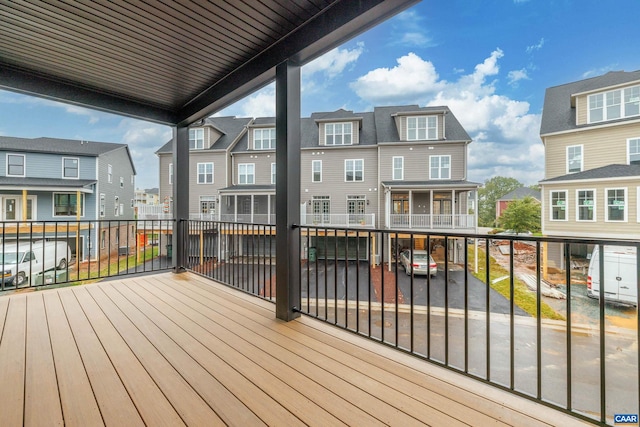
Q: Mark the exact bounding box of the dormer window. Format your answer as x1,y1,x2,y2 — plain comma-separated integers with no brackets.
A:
189,128,204,150
325,123,352,145
254,128,275,150
407,116,437,140
588,85,640,123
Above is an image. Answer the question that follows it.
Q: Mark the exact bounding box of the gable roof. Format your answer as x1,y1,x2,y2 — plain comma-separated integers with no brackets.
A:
156,116,252,153
540,164,640,183
498,187,541,202
540,70,640,136
374,105,471,143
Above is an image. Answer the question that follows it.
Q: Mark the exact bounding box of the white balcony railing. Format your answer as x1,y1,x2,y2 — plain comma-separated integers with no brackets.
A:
389,214,475,229
300,213,375,227
219,214,276,224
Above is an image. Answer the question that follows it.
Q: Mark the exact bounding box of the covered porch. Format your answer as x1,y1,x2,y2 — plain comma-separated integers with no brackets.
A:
219,187,276,225
0,272,587,426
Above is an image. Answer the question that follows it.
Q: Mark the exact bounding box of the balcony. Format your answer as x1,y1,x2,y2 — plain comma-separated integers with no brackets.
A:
0,272,589,426
301,213,376,228
389,213,476,230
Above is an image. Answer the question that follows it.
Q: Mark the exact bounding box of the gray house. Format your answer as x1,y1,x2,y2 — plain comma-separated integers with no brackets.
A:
0,136,136,261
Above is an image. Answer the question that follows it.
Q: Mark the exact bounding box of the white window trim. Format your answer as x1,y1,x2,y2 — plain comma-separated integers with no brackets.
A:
637,187,640,223
392,156,404,180
238,163,255,185
189,128,205,150
429,155,451,180
99,193,106,218
114,196,119,217
588,85,640,123
52,192,85,218
575,189,596,222
196,162,214,184
6,153,26,177
312,160,322,183
549,190,568,222
271,163,276,185
62,157,80,179
605,187,627,222
627,137,640,165
253,128,276,150
407,116,437,141
344,159,364,182
169,163,173,185
566,144,583,174
324,122,353,146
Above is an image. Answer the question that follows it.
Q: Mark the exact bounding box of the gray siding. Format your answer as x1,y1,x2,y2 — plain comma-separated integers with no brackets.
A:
0,151,96,179
378,143,467,182
232,152,276,185
96,147,136,220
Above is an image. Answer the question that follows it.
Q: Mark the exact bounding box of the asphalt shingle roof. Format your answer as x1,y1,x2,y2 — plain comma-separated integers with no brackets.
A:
498,187,541,201
540,164,640,183
0,136,126,156
156,116,252,153
0,177,97,188
540,70,640,136
374,105,471,143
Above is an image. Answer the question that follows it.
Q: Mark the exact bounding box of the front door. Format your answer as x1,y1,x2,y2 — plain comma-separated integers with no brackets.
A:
3,197,19,221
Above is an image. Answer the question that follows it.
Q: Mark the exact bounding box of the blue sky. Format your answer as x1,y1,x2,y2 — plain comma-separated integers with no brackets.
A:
2,0,639,190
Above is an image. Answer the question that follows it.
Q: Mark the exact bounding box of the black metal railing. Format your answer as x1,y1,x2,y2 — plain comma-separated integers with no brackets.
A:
0,219,173,291
183,219,639,426
184,220,276,301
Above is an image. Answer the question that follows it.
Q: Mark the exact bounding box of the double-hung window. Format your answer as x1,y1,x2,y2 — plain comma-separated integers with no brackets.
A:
407,116,437,140
114,196,119,216
429,155,450,179
54,193,84,217
63,157,79,178
271,163,276,184
254,129,275,150
107,164,113,183
345,159,364,182
312,160,322,182
7,154,25,176
589,85,640,123
576,189,595,221
567,145,583,173
550,190,567,220
392,156,404,180
628,138,640,165
197,162,214,184
606,188,626,221
189,128,204,149
99,194,106,217
169,163,173,185
238,163,255,184
325,123,352,145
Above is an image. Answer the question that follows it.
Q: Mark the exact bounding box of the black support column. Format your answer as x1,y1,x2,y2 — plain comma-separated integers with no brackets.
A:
172,125,189,272
275,60,301,321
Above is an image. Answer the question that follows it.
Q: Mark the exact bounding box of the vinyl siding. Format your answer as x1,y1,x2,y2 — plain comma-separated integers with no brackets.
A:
318,121,360,146
232,152,276,185
301,148,378,218
378,143,466,181
544,122,640,179
542,179,640,238
575,81,640,126
0,152,96,179
96,147,136,220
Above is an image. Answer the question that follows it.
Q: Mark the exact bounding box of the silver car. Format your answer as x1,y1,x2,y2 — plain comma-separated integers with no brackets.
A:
400,249,437,277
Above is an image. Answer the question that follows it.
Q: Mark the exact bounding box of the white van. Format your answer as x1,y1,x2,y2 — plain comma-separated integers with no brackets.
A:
1,240,71,287
587,245,637,306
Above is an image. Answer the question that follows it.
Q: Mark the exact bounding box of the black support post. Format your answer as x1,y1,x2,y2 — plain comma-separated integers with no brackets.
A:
172,125,189,272
275,60,301,321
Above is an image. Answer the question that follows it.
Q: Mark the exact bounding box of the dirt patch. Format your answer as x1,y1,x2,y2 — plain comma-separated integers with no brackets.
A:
370,263,403,304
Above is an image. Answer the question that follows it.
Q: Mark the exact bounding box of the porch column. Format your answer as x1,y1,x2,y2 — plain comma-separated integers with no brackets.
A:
172,125,189,272
451,189,455,229
267,194,271,224
408,190,412,228
275,59,301,321
22,190,27,221
429,189,433,229
234,195,237,222
250,194,254,223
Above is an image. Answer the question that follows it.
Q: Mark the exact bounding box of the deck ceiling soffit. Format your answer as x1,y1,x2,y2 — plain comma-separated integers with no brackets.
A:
0,0,419,126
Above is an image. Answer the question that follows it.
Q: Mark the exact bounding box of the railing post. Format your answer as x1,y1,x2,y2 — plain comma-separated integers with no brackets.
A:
275,59,301,321
172,125,189,271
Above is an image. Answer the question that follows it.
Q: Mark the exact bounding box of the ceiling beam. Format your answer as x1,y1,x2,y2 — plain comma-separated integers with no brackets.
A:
0,64,177,125
175,0,419,126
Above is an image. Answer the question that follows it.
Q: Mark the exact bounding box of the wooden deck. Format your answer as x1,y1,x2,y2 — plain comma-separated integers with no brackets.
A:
0,272,590,426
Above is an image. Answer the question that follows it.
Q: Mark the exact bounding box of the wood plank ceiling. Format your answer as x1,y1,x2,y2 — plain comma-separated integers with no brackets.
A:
0,0,419,126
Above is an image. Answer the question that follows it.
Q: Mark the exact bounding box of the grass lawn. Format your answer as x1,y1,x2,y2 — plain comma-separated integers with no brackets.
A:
467,245,564,320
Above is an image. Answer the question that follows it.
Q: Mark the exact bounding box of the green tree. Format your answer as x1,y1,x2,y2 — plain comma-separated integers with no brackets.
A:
498,196,541,233
477,176,522,227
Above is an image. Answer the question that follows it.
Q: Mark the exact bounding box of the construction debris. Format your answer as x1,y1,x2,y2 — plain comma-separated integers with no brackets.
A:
520,274,566,299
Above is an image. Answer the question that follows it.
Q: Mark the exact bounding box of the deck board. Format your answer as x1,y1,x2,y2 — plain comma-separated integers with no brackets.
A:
0,272,593,427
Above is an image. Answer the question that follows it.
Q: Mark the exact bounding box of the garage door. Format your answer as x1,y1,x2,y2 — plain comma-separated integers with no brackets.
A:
313,236,368,261
242,235,276,257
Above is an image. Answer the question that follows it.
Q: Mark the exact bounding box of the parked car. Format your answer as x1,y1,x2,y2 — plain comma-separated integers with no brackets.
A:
1,240,70,286
587,245,637,306
399,249,437,277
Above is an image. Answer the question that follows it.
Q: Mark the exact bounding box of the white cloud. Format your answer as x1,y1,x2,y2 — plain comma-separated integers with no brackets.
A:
215,84,276,118
582,64,618,79
350,52,446,105
507,68,530,86
526,38,545,53
389,10,435,48
351,49,544,185
304,43,364,79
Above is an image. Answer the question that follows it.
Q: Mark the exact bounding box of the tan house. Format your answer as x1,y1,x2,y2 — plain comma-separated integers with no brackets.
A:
539,70,640,267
